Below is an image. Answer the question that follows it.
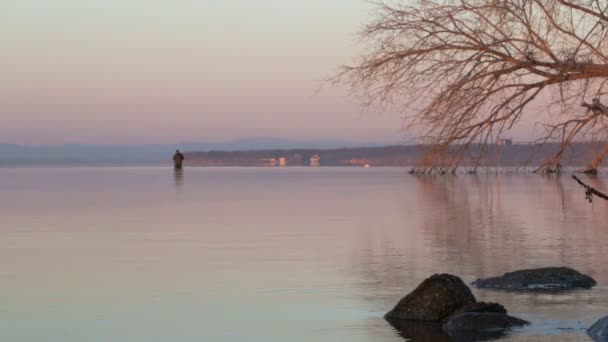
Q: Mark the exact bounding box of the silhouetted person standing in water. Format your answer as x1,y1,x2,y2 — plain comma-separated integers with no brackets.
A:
173,149,185,169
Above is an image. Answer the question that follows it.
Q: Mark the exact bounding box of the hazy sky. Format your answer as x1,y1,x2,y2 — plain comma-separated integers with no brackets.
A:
1,0,412,145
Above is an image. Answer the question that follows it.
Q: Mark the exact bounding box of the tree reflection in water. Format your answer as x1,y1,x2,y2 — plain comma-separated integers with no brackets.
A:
350,173,608,341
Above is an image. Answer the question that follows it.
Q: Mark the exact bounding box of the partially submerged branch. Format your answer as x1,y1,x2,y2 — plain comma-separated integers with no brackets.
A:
572,175,608,202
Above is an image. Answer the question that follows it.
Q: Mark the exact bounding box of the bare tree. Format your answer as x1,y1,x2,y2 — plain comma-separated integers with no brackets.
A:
336,0,608,173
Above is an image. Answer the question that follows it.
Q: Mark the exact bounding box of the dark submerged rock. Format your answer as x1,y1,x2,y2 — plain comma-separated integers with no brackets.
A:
385,319,452,342
385,274,476,321
588,316,608,341
443,312,530,341
451,302,507,318
472,267,596,290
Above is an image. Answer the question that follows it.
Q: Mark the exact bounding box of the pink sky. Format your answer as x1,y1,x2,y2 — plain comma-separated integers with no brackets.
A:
2,1,543,145
1,1,410,145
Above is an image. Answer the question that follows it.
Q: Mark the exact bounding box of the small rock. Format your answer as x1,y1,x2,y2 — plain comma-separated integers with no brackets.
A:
385,320,452,342
385,273,476,321
451,302,507,318
443,312,530,340
472,267,596,290
588,316,608,341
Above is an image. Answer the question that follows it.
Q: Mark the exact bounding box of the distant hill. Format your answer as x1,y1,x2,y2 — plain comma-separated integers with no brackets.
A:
0,138,395,166
3,139,604,168
180,138,396,151
0,143,173,166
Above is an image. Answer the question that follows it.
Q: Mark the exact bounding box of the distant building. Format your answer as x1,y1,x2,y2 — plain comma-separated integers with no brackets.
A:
279,157,287,167
346,158,372,166
497,138,513,146
262,158,277,166
310,154,321,167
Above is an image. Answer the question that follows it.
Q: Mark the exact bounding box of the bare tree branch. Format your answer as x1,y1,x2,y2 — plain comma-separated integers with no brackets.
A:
335,0,608,173
573,174,608,202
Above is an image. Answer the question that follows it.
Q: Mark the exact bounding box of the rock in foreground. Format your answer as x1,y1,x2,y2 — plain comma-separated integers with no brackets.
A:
386,273,530,340
588,316,608,341
472,267,596,290
385,274,476,321
443,312,530,341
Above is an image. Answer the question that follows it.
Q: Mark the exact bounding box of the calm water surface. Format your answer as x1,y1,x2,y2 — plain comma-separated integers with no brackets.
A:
1,167,608,341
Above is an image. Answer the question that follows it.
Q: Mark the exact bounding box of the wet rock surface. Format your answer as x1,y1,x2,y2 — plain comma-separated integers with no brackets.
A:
386,274,532,341
450,302,507,318
472,267,596,290
385,274,476,321
443,312,530,341
588,316,608,341
385,319,452,342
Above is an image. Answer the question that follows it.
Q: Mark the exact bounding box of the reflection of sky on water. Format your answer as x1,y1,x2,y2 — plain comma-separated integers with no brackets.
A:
0,168,607,341
352,173,608,340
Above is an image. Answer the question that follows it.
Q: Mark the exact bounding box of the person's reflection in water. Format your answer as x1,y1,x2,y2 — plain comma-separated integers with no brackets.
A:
174,168,184,193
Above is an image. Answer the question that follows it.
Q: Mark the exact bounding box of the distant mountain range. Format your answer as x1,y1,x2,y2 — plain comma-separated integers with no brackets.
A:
0,138,399,166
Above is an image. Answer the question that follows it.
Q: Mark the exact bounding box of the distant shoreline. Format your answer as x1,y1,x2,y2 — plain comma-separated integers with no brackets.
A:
1,142,606,168
184,142,606,168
